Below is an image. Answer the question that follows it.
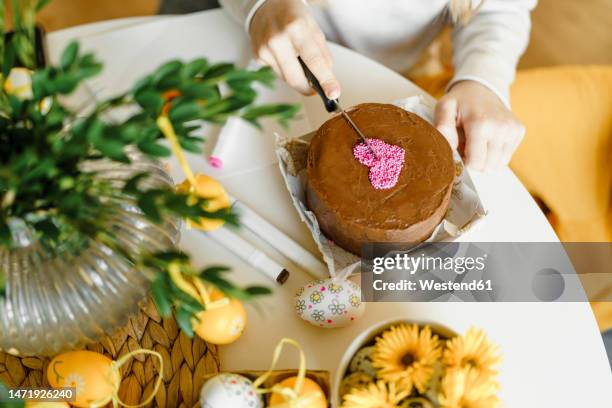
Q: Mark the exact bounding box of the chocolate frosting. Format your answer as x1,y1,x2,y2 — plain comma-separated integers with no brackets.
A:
306,103,454,255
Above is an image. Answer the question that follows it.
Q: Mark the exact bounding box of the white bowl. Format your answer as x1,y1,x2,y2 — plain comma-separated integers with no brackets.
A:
333,319,458,406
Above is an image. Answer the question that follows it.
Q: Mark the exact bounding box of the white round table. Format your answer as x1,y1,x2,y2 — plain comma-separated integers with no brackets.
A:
47,9,612,407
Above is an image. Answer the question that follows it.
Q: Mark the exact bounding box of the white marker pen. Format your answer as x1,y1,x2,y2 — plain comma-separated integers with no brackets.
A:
231,197,328,279
207,226,290,284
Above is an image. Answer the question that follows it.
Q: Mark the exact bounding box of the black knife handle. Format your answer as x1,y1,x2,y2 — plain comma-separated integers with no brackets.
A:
298,56,338,113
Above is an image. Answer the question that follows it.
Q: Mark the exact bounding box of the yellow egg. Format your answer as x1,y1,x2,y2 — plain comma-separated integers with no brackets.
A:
25,402,70,408
4,67,33,100
47,350,119,408
192,288,247,345
176,174,231,231
268,376,327,408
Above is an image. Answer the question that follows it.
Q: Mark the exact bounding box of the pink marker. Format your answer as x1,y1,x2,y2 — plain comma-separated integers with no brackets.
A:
208,116,245,170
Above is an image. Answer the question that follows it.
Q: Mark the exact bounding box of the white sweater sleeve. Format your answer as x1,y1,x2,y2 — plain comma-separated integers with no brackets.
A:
218,0,268,31
449,0,537,107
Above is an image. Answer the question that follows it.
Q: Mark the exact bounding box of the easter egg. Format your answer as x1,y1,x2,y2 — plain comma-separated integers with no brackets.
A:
47,350,119,408
268,376,327,408
295,278,365,328
199,373,262,408
348,346,377,378
4,67,33,100
193,288,247,344
176,174,230,231
339,372,372,398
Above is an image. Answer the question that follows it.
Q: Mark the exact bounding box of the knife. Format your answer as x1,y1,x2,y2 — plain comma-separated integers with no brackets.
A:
298,57,377,159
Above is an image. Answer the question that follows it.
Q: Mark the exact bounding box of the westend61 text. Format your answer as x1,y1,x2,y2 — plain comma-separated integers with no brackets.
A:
373,279,493,292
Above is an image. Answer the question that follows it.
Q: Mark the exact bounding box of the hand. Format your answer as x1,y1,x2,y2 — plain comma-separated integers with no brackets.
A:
249,0,340,98
434,80,525,172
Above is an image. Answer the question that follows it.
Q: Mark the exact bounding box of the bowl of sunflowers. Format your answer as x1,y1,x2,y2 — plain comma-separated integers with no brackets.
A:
334,319,502,408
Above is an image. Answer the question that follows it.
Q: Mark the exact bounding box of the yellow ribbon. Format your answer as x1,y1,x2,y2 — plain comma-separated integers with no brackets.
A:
157,115,196,186
253,338,320,408
90,349,163,408
157,116,230,312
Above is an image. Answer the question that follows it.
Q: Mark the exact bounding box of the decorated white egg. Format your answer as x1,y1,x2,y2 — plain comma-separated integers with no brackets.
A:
339,372,372,398
348,346,377,378
199,373,262,408
295,278,365,328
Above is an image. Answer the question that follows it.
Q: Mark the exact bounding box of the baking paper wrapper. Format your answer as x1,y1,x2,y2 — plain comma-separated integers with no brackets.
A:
275,96,486,279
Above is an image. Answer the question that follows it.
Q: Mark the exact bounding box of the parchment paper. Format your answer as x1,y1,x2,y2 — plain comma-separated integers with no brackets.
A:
276,96,486,279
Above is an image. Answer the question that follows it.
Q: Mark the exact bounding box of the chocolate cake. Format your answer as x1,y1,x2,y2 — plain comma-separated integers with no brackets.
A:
306,103,454,255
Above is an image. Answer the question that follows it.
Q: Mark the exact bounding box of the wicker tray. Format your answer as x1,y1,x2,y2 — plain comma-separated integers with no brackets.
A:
0,301,220,407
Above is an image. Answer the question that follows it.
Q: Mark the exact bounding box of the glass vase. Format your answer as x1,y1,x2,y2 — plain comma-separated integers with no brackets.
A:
0,152,180,356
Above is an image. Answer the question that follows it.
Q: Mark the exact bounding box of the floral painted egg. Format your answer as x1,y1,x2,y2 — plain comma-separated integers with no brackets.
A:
295,278,365,328
199,373,262,408
339,372,372,398
47,350,119,408
348,346,377,378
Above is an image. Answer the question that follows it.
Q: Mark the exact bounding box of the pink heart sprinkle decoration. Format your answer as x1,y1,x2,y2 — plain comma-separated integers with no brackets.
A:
353,138,405,189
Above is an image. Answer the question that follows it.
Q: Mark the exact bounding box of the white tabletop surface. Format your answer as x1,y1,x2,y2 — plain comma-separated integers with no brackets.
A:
48,10,612,407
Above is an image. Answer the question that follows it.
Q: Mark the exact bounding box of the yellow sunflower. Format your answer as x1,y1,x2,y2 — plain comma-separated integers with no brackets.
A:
372,324,442,393
438,367,501,408
342,381,409,408
443,328,501,375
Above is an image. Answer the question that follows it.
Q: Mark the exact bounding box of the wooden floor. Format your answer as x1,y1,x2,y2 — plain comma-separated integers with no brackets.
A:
36,0,160,32
520,0,612,68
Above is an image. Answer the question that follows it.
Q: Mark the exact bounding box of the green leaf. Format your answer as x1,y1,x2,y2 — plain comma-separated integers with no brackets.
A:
204,62,234,81
169,101,200,122
137,193,161,223
246,286,273,296
60,41,79,70
11,0,22,30
135,90,163,113
137,141,171,157
241,103,301,129
54,74,80,94
178,136,202,153
151,276,172,317
152,60,182,86
85,119,104,143
0,269,6,298
175,306,195,337
94,138,129,162
182,58,208,78
31,70,47,99
179,82,218,101
33,219,60,241
122,172,148,194
200,265,231,277
0,219,11,247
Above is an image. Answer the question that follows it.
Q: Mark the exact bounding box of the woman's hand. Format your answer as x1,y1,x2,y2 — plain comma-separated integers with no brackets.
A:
434,80,525,172
249,0,340,98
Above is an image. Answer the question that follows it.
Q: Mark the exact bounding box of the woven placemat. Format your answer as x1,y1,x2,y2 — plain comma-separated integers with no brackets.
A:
0,301,219,407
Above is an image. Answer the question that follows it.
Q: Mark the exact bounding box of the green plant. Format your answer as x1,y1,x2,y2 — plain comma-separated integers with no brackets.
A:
0,1,299,330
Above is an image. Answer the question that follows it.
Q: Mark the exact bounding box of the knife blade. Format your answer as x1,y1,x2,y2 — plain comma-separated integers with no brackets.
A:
297,57,378,159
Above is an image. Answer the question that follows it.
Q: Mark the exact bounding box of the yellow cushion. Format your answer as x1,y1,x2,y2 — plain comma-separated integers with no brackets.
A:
416,65,612,330
510,66,612,331
510,65,612,243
